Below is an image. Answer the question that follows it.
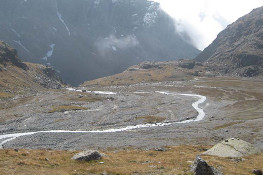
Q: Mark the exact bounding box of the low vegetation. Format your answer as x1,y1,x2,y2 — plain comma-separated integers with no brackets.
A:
0,92,13,99
48,105,88,113
0,146,262,175
65,92,105,103
213,121,244,130
135,116,166,124
82,62,204,87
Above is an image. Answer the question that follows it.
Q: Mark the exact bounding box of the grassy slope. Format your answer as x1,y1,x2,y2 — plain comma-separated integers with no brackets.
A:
82,62,205,87
0,62,47,94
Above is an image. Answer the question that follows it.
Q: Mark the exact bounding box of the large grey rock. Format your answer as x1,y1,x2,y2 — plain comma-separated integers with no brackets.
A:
253,169,263,175
203,138,261,157
191,156,223,175
72,150,102,161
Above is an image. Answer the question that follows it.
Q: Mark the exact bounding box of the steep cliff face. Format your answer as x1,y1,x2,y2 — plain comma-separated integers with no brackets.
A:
0,41,63,91
0,0,200,85
195,7,263,77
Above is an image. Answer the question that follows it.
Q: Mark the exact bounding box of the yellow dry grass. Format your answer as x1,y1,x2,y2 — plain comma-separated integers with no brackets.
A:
0,146,262,175
0,62,47,93
82,64,197,87
0,92,13,99
48,105,88,113
135,116,166,124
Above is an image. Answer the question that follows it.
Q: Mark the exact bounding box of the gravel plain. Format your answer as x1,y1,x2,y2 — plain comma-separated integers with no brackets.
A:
0,78,262,150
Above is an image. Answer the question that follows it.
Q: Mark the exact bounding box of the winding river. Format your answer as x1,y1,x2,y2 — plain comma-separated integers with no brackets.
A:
0,90,206,149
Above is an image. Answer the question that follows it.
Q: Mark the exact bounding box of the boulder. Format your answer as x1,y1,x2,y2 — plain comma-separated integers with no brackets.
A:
72,150,102,161
191,156,223,175
178,60,195,69
253,169,263,175
203,138,261,157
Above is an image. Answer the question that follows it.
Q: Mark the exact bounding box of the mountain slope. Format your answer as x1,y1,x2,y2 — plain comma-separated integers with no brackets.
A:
0,0,200,85
195,6,263,77
0,41,63,94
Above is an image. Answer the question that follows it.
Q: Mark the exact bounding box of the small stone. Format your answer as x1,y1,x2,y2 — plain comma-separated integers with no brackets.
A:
14,149,19,152
64,111,70,115
155,147,166,152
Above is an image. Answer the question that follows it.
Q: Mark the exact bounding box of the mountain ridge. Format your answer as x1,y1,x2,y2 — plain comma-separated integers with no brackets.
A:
195,6,263,77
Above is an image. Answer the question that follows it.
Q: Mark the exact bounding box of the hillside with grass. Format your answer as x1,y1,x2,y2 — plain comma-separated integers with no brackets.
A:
82,60,212,87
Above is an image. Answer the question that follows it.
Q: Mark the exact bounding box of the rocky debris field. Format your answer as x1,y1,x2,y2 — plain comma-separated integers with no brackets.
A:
0,77,262,151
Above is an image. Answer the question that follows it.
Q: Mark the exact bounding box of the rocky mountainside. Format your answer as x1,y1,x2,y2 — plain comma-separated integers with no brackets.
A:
0,0,200,85
195,6,263,77
0,41,63,92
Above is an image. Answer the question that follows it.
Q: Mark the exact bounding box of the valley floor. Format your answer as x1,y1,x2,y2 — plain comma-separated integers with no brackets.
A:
0,76,262,174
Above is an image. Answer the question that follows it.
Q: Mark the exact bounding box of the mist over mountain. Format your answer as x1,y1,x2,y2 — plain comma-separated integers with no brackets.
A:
0,0,200,85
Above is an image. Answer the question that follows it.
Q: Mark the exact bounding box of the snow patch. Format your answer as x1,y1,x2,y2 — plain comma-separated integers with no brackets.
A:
41,44,55,61
143,2,159,26
143,12,157,26
56,2,71,36
52,27,57,32
93,91,117,95
11,29,21,38
112,46,117,51
66,88,116,95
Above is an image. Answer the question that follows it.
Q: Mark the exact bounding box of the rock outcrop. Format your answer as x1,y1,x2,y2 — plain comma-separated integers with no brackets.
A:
195,6,263,77
203,138,261,157
0,41,28,70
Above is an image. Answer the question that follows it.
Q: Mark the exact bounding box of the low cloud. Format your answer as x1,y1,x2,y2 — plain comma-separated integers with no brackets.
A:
95,34,139,55
153,0,263,50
